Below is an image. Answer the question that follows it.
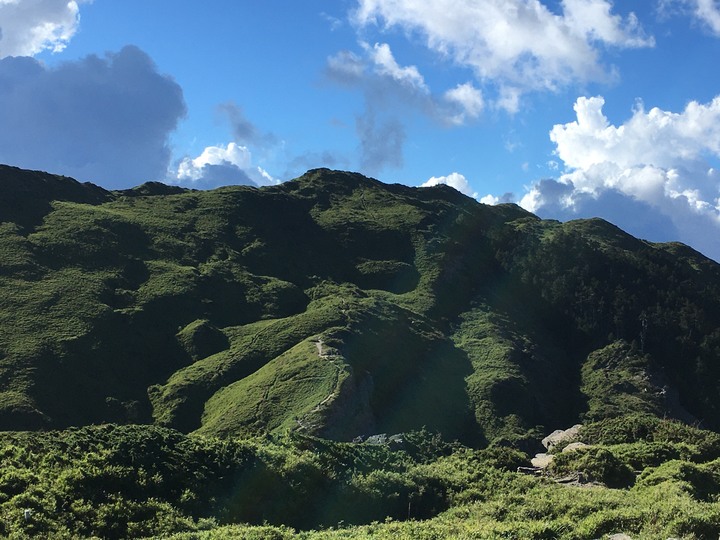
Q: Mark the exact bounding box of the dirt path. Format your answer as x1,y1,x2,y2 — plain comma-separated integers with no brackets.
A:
302,339,344,421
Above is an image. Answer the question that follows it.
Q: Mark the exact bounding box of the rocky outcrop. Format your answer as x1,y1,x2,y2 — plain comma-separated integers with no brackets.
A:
542,424,582,451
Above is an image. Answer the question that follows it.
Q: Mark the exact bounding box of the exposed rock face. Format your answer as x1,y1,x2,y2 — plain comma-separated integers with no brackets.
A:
541,424,582,451
562,441,589,453
531,453,554,468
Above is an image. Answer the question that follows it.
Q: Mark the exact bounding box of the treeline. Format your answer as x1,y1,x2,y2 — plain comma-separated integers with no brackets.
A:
492,221,720,427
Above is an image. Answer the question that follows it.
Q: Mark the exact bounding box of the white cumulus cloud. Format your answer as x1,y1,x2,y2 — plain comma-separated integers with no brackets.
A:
177,143,251,179
444,82,484,124
0,0,90,58
175,142,277,189
353,0,653,101
519,95,720,261
421,172,478,198
550,96,720,172
480,194,501,205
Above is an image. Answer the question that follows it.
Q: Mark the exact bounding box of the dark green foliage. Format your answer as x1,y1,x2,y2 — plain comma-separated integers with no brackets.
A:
497,219,720,429
0,164,111,231
581,341,665,421
0,425,462,537
0,422,719,537
549,447,636,488
578,414,720,462
2,165,720,441
608,441,684,470
637,459,720,501
4,165,720,536
176,320,229,361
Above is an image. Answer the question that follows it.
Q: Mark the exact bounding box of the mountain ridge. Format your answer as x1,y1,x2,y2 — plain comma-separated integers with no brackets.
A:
5,164,720,538
1,164,719,447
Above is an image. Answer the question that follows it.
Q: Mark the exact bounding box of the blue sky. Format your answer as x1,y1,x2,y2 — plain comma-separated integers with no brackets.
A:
2,1,720,260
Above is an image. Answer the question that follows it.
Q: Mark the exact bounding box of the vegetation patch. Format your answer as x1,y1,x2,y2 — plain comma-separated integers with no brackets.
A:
3,166,720,537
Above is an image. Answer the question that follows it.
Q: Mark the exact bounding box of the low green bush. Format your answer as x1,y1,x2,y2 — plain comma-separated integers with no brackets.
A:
637,459,720,501
549,447,635,488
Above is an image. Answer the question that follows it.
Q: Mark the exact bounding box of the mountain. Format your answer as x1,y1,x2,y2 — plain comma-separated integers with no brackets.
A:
1,164,720,448
4,164,720,538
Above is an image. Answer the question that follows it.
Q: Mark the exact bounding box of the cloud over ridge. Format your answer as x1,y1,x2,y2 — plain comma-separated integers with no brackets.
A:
422,172,478,198
175,142,276,189
520,95,720,260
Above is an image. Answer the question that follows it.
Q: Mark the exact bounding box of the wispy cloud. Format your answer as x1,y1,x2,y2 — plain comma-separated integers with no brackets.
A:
693,0,720,34
443,83,484,125
352,0,653,108
356,113,406,173
364,41,428,91
665,0,720,35
326,41,488,174
218,102,278,149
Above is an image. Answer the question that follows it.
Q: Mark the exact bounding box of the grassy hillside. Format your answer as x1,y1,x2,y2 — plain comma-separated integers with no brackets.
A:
2,164,720,445
3,164,720,536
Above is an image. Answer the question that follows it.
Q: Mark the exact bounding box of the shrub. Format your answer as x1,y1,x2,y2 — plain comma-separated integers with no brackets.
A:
549,447,635,488
637,460,720,501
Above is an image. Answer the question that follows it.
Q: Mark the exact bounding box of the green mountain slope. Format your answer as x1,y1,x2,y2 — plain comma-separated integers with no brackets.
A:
1,164,720,447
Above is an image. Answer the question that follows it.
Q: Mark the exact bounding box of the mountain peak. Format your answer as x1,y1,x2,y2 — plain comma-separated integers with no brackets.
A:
0,164,718,448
